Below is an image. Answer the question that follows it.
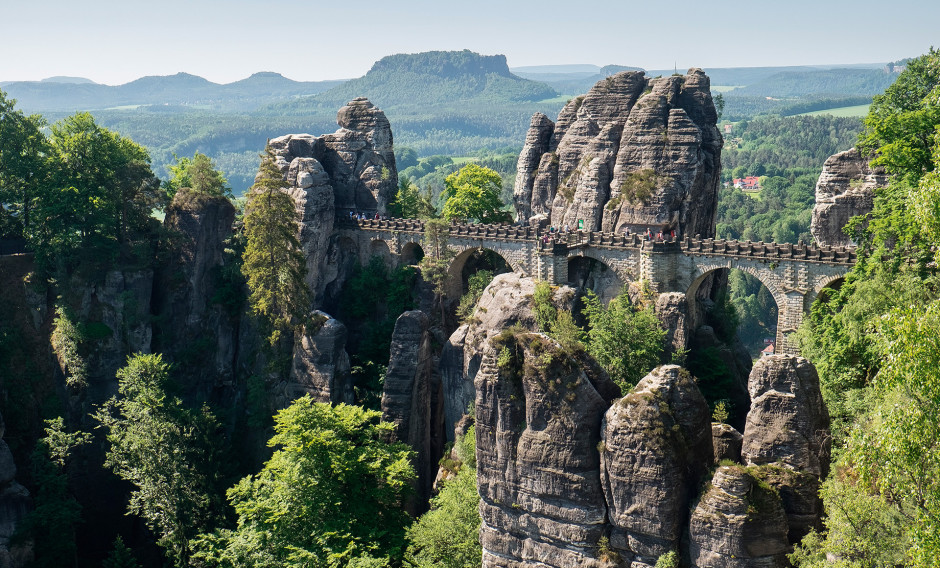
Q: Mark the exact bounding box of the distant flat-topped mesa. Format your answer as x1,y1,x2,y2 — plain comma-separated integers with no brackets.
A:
513,69,722,237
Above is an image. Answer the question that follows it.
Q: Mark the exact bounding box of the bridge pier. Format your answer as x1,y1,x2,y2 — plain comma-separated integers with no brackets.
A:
340,219,854,358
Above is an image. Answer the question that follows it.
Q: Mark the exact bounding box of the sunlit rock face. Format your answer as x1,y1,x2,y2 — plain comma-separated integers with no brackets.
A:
513,69,722,238
266,97,397,305
811,147,887,247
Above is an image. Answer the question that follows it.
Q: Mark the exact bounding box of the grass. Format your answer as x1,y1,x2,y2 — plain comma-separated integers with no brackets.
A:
800,103,870,117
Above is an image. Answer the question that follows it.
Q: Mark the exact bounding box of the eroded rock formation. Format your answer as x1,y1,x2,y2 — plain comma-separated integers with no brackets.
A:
476,331,619,568
381,310,443,511
811,148,887,247
712,422,744,464
284,312,352,406
601,365,712,563
742,355,830,542
153,189,238,391
689,465,790,568
438,273,577,441
513,70,722,237
267,97,397,304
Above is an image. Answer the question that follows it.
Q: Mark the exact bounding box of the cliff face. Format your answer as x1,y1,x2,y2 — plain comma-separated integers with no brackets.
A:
381,310,444,512
0,412,31,568
475,332,618,568
811,148,887,247
153,189,238,393
513,70,722,236
267,97,397,305
468,278,831,566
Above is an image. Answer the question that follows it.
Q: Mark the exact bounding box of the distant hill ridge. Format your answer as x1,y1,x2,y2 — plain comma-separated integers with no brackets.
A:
0,71,344,112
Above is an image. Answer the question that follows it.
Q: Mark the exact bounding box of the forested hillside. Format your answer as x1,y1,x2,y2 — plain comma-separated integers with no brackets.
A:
791,47,940,566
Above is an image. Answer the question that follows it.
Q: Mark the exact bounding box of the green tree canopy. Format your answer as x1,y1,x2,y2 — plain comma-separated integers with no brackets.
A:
406,427,481,568
31,112,161,269
193,399,416,568
164,152,232,200
0,89,48,240
441,163,510,223
389,175,435,219
95,354,226,568
241,148,310,347
581,289,665,394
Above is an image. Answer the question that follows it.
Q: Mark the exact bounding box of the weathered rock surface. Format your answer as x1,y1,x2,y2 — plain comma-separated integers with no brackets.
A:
154,189,238,391
742,355,830,476
654,292,690,361
267,97,397,305
438,274,579,441
476,332,619,568
0,412,30,568
381,310,443,511
283,311,351,406
811,148,887,247
712,422,744,464
600,365,712,563
743,355,830,542
64,269,153,401
689,466,790,567
514,69,722,237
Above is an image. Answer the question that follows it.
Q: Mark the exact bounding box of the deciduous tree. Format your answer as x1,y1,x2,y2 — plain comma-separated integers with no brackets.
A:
96,354,226,568
193,399,415,568
441,163,510,223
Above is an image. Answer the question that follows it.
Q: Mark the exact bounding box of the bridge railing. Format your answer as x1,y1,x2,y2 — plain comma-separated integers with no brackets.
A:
338,216,857,264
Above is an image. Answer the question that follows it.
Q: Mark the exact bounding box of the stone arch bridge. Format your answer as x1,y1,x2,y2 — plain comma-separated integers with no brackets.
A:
335,218,856,354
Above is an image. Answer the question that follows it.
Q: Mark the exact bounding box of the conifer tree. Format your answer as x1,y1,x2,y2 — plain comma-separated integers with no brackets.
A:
241,148,311,347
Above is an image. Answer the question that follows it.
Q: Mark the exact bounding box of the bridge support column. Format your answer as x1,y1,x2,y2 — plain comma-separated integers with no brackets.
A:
537,244,569,285
775,292,806,355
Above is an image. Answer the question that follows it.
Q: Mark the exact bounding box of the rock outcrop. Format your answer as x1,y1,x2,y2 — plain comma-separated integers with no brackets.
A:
438,274,578,440
0,412,31,568
381,310,443,511
712,422,744,464
654,292,690,362
742,355,830,476
284,312,352,406
742,355,830,542
811,148,887,247
476,331,619,568
513,70,722,237
600,365,712,563
689,466,790,568
267,97,397,304
153,189,238,391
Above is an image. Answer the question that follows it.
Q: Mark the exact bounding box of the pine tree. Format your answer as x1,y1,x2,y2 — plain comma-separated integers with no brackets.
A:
102,536,141,568
241,148,311,347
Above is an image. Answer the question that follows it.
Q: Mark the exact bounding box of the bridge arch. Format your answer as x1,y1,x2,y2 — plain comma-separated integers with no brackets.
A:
446,247,514,298
369,239,392,268
686,264,786,354
566,254,625,305
400,242,425,266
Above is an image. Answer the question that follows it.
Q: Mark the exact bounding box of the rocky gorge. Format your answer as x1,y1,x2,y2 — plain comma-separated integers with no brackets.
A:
0,68,848,567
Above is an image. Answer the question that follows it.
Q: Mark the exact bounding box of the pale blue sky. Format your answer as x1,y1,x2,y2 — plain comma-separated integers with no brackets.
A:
1,0,936,85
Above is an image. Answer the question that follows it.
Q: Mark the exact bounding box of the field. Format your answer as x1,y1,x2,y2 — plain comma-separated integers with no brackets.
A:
800,103,871,117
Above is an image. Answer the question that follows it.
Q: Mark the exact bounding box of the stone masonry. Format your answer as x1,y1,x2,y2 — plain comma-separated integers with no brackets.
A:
336,217,854,354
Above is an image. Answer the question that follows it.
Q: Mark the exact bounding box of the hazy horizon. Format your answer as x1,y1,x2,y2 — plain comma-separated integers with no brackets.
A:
1,0,935,85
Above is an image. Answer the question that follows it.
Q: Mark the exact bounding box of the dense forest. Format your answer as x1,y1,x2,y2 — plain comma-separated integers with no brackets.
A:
2,46,939,568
